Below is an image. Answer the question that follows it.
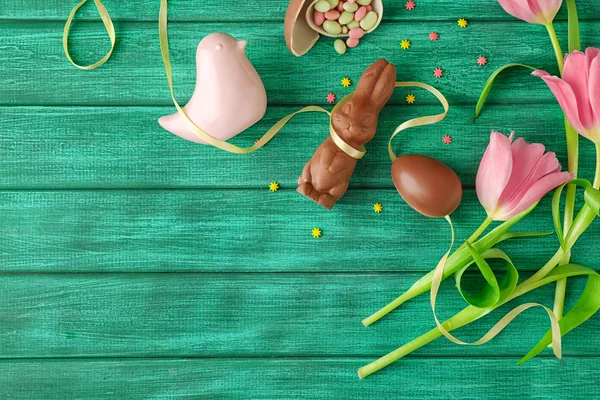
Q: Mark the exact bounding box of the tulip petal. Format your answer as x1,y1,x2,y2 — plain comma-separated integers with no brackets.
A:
476,132,513,216
498,0,541,24
500,171,573,219
530,0,562,24
588,51,600,141
563,51,595,129
533,70,589,138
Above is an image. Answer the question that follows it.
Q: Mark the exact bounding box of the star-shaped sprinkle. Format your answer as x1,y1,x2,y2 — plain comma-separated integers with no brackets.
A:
341,77,352,87
269,181,279,192
406,94,416,104
433,67,443,78
373,203,383,213
477,56,488,66
442,135,453,145
326,93,336,103
312,227,322,238
400,39,411,50
458,18,468,28
405,0,416,10
429,32,439,41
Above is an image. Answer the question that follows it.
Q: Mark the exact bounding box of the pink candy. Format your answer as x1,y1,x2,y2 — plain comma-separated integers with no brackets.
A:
349,27,364,39
366,5,373,11
313,11,325,26
347,0,356,2
346,37,359,48
325,10,341,20
354,6,367,21
337,1,345,12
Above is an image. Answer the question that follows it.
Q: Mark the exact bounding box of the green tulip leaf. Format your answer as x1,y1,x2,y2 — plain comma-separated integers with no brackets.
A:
566,0,581,52
473,63,538,122
552,179,591,251
498,231,553,242
455,247,518,309
584,186,600,216
518,265,600,364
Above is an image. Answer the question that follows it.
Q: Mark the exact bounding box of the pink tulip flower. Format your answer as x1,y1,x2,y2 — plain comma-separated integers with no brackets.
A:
533,47,600,143
476,131,573,221
497,0,563,25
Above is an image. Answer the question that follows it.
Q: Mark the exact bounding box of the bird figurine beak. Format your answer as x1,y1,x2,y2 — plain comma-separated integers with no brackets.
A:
237,40,247,51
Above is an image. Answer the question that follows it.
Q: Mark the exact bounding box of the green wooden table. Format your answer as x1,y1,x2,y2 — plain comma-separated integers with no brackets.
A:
1,1,599,398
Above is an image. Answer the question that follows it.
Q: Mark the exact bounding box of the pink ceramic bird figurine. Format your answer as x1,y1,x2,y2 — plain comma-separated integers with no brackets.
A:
159,32,267,144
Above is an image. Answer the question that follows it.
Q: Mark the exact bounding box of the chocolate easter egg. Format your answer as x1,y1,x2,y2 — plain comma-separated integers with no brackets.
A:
285,0,320,57
391,154,462,218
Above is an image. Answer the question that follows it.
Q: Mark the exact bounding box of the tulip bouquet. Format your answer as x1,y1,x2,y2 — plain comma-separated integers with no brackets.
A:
358,0,600,378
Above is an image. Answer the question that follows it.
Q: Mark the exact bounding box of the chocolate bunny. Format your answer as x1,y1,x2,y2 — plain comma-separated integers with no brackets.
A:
297,59,397,209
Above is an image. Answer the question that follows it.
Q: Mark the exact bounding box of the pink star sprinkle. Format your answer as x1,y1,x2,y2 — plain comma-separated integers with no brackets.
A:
429,32,439,41
326,93,336,104
433,67,443,78
405,0,416,10
477,56,488,66
442,135,453,145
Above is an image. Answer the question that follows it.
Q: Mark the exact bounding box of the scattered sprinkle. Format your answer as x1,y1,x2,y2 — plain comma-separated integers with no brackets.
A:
429,32,439,41
373,203,383,213
326,93,336,103
477,56,488,66
400,39,411,50
405,0,416,10
433,67,443,78
458,18,468,28
269,181,280,192
406,94,416,104
312,227,322,238
442,135,453,145
341,77,352,87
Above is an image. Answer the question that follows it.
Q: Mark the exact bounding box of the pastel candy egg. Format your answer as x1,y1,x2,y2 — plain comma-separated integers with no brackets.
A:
346,20,360,29
354,6,367,21
343,1,359,12
323,20,342,35
349,27,364,39
325,9,340,20
356,0,372,5
326,0,340,7
341,25,349,34
359,11,378,30
336,1,345,11
315,0,332,12
313,11,326,26
347,0,356,2
334,39,347,54
338,11,354,25
365,5,373,11
346,37,359,48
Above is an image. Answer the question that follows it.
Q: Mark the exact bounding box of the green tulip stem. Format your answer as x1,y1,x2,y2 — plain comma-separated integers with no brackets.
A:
594,142,600,190
457,216,493,252
545,22,564,74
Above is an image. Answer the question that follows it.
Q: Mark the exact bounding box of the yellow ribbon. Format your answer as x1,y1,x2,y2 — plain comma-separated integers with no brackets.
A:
429,216,562,358
63,0,115,70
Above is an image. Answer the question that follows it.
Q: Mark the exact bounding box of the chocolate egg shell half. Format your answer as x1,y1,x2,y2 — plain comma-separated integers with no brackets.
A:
284,0,320,57
391,154,463,218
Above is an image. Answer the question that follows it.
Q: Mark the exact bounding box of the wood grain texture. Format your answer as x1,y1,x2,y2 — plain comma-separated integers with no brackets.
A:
1,358,599,399
3,21,600,106
1,104,597,190
0,273,596,358
2,0,599,21
0,189,597,272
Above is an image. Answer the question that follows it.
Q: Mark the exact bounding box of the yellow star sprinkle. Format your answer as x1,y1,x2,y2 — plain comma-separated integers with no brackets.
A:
400,39,411,50
341,77,352,87
458,18,468,28
406,94,416,104
312,227,322,238
373,203,383,213
269,181,279,192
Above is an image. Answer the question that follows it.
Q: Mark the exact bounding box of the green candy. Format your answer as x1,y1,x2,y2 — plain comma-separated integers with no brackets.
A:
323,20,342,35
326,0,340,8
338,11,354,25
356,0,372,5
314,0,331,13
334,39,347,54
346,20,360,29
341,26,349,34
360,11,378,31
343,2,359,12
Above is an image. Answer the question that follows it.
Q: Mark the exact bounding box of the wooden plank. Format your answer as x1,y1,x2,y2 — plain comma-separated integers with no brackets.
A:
3,0,599,21
0,272,597,358
0,21,592,106
0,189,597,272
0,104,595,189
1,358,598,399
